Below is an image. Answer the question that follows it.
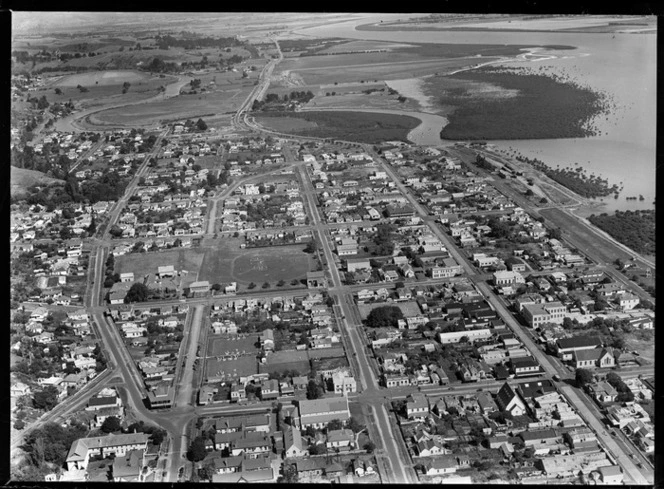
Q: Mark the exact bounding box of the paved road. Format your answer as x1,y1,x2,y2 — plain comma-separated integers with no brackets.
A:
174,305,205,408
297,163,415,484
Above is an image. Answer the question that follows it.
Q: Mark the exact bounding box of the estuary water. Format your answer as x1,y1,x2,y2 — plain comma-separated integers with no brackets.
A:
294,15,656,214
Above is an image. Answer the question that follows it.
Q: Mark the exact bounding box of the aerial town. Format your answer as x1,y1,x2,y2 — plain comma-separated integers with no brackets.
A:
10,12,655,485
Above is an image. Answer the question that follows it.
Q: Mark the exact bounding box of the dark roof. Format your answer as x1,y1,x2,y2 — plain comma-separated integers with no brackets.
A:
510,357,539,368
520,429,558,441
517,379,556,399
88,396,117,407
556,335,602,350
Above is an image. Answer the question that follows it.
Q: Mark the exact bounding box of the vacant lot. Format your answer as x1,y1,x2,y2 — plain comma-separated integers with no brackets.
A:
198,237,315,288
10,167,62,197
114,248,206,280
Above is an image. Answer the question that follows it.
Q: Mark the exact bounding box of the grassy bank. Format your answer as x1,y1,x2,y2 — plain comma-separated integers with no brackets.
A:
588,210,655,255
439,66,611,140
255,110,421,144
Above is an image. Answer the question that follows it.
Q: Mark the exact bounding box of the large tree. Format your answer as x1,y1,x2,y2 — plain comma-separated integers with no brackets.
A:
100,416,122,433
32,386,59,410
186,436,207,462
124,282,150,303
575,368,594,388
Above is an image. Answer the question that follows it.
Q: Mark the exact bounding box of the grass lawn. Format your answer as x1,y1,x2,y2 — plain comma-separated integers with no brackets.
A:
207,335,259,357
205,355,258,383
198,237,315,288
114,248,206,280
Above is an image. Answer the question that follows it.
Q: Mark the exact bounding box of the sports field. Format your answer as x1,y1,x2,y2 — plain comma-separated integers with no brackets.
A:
197,237,315,288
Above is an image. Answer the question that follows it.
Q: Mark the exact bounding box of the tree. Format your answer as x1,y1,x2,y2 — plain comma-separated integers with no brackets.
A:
187,436,207,462
363,440,376,453
100,416,122,433
304,240,318,254
347,416,365,433
575,368,594,388
327,419,343,432
125,282,150,303
196,118,208,131
306,380,323,400
32,386,59,410
262,282,270,289
277,279,285,287
248,282,256,289
14,419,26,430
277,463,298,483
365,306,404,328
150,429,167,445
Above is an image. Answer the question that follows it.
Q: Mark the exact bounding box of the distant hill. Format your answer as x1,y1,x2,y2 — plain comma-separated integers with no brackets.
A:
11,167,63,198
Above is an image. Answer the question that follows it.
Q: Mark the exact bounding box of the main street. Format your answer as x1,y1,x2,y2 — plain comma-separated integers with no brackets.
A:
296,163,416,484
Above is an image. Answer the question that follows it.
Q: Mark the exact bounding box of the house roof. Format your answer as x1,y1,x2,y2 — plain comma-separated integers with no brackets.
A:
510,356,539,368
517,379,556,399
67,433,149,462
284,426,306,452
573,348,605,361
520,429,558,442
88,396,118,407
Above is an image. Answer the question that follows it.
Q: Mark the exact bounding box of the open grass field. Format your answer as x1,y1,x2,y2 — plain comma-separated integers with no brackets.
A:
205,355,258,383
277,57,482,86
33,72,179,108
306,91,422,112
317,39,415,54
197,237,315,288
52,70,151,87
114,248,206,280
10,167,62,197
255,110,421,144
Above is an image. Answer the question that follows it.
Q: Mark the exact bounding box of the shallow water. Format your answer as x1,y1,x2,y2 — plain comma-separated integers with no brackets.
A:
294,15,656,214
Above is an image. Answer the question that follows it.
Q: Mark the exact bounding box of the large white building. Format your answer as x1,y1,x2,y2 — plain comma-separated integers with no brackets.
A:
66,433,150,471
298,397,350,429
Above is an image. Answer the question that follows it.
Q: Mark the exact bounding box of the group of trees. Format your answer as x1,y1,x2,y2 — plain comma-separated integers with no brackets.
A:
365,305,404,328
588,210,655,255
371,223,396,256
252,90,315,111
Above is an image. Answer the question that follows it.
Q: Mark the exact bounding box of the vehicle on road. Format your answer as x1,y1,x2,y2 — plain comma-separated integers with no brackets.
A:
553,374,561,381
